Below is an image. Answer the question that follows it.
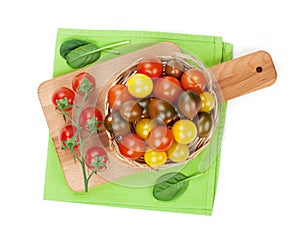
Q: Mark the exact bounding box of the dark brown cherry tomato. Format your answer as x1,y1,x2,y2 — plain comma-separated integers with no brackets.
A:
165,59,184,78
177,90,201,119
137,57,163,78
107,84,133,110
147,126,174,152
181,68,206,93
194,112,214,137
149,98,176,124
153,76,182,103
104,112,131,136
118,133,146,160
138,98,151,119
120,100,142,122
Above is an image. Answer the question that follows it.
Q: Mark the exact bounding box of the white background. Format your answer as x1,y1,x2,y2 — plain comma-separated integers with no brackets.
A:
1,0,299,226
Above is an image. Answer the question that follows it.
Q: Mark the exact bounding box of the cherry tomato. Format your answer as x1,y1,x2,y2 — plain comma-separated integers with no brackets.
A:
153,76,182,103
85,147,108,172
167,142,189,163
172,119,197,144
144,149,167,168
72,72,96,95
147,126,174,152
199,92,215,112
135,118,157,140
104,112,130,136
181,68,206,93
127,73,153,98
138,98,151,118
120,100,142,122
177,90,201,119
51,87,75,111
118,133,146,160
137,56,163,77
107,84,133,110
165,59,184,78
58,125,79,150
79,107,103,132
194,112,214,137
149,98,176,124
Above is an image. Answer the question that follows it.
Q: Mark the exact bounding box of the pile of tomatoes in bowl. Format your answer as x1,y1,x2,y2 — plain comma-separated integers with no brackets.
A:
104,54,218,168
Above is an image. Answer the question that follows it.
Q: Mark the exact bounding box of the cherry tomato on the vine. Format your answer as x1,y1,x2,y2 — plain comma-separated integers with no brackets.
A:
147,126,174,152
137,57,163,78
58,125,79,150
144,149,167,168
107,84,133,110
85,147,108,172
51,87,75,111
79,107,103,132
72,72,96,95
181,68,206,93
118,133,146,160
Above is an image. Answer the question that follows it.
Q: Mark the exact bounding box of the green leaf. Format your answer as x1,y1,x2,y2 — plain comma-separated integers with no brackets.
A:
60,39,89,59
153,172,189,201
66,43,101,69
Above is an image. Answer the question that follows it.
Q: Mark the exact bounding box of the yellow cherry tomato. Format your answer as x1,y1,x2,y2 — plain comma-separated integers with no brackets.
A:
135,118,157,140
127,73,153,98
199,91,215,112
167,142,189,162
172,119,197,144
144,148,167,168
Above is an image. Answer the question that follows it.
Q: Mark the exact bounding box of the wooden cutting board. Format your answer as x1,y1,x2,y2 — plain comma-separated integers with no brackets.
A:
38,42,277,192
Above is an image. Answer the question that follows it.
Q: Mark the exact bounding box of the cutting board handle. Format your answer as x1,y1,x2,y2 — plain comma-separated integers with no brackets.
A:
209,51,277,101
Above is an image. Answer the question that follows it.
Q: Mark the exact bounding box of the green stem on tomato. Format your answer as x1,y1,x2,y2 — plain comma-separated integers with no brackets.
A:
69,147,82,164
87,170,97,183
61,109,76,125
75,91,95,193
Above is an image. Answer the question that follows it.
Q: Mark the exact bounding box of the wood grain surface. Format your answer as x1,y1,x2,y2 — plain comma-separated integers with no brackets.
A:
38,43,277,192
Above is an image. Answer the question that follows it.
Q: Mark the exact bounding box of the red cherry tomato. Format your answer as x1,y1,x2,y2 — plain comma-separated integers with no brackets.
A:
137,57,163,77
79,107,103,132
58,125,79,150
118,133,146,160
85,147,108,172
51,87,75,111
147,126,174,152
181,68,206,93
72,72,96,95
153,76,182,103
107,84,133,110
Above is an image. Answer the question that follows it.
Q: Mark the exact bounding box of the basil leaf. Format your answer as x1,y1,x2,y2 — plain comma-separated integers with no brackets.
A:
60,39,89,59
66,43,101,69
153,172,189,201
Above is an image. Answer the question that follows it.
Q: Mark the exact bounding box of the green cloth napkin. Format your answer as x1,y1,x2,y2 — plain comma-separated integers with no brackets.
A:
43,28,232,215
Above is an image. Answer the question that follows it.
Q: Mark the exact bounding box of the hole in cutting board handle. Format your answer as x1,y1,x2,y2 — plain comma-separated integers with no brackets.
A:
256,66,263,73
